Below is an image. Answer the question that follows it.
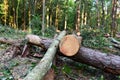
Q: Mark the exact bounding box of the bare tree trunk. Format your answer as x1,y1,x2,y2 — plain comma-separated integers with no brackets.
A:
84,12,87,25
101,0,105,27
76,0,81,32
23,0,26,30
96,0,100,27
64,15,67,30
46,7,49,27
42,0,45,36
55,4,59,31
111,0,117,37
16,0,20,29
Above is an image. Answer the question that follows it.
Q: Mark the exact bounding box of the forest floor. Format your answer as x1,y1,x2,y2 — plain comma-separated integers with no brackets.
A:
0,26,120,80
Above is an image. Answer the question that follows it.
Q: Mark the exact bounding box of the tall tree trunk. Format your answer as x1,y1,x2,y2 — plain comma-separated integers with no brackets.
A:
16,0,20,29
23,0,26,30
76,0,81,32
49,0,53,27
111,0,117,37
101,0,105,27
83,12,87,25
42,0,45,36
81,4,84,27
64,15,67,30
96,0,100,27
3,0,8,26
46,8,49,27
55,4,59,31
28,1,31,33
50,14,52,26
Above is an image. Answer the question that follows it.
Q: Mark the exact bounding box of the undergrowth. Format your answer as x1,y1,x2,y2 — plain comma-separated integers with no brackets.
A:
81,26,111,50
0,25,27,39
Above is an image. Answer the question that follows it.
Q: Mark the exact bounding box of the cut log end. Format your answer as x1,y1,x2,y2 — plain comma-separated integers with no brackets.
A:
59,35,81,56
26,34,42,45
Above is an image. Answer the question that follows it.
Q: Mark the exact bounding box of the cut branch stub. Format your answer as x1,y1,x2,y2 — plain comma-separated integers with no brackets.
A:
59,35,81,56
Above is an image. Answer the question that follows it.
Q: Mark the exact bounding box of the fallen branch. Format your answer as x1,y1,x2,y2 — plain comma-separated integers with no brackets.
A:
23,31,66,80
0,37,22,45
108,37,120,49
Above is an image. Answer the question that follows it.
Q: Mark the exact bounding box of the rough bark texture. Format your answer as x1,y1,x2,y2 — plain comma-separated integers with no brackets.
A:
69,47,120,75
23,31,66,80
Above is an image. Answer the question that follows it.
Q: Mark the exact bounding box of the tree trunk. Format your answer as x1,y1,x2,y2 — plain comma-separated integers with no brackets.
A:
76,0,81,32
23,0,26,30
46,8,49,27
41,0,45,36
96,0,100,27
111,0,117,37
68,47,120,75
16,0,20,29
101,0,105,27
23,31,66,80
55,4,59,31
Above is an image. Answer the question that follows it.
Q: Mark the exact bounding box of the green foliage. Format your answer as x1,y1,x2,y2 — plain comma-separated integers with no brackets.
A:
62,64,72,75
0,25,26,39
0,67,13,80
81,26,110,49
31,14,42,35
44,26,56,38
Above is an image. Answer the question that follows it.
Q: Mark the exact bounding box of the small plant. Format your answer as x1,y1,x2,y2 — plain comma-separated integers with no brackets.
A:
62,64,72,75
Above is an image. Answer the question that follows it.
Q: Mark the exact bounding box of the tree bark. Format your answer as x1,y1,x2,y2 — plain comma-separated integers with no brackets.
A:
111,0,117,37
69,47,120,75
42,0,45,36
23,31,66,80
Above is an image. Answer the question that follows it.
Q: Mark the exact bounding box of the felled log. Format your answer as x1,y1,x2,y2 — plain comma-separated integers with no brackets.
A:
1,35,120,75
0,37,22,45
25,34,120,75
69,47,120,75
59,35,82,56
59,36,120,75
23,31,66,80
59,35,81,56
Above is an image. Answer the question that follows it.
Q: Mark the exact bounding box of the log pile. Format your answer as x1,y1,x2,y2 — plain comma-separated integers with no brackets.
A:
1,31,120,79
24,34,120,75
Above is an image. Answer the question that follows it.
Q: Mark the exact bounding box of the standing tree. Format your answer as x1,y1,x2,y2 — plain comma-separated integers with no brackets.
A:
16,0,20,29
1,0,9,26
75,0,81,33
41,0,45,36
111,0,117,37
96,0,100,27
